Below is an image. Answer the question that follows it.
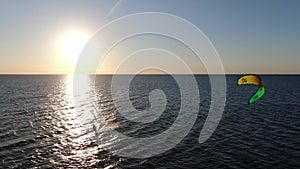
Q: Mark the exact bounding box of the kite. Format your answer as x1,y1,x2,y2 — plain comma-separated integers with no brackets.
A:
237,74,265,104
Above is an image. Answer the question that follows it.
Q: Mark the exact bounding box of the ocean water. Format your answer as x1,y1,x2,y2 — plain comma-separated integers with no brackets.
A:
0,75,299,168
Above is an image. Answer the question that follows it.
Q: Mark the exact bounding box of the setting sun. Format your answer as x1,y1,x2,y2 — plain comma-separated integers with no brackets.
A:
60,31,90,69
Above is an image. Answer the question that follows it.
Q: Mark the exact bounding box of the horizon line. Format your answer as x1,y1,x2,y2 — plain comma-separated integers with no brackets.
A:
0,73,299,75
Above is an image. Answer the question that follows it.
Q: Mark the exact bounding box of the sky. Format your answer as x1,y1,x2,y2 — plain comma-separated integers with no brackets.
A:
0,0,299,74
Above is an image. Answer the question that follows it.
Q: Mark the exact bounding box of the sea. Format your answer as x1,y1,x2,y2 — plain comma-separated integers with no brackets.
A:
0,75,299,168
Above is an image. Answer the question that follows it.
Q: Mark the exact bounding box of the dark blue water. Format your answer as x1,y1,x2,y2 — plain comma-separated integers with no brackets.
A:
0,75,299,168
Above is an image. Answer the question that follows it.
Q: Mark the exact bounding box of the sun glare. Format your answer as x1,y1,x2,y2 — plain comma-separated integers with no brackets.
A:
60,31,90,70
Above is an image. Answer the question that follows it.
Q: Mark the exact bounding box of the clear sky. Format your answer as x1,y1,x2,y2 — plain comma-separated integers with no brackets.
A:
0,0,299,74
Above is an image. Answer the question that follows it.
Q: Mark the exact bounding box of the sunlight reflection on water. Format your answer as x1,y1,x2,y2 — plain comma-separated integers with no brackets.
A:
47,75,101,167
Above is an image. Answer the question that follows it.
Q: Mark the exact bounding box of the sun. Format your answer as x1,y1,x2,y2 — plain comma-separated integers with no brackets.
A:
60,31,90,69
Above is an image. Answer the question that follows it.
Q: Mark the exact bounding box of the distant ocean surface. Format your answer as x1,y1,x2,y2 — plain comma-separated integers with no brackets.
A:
0,75,299,168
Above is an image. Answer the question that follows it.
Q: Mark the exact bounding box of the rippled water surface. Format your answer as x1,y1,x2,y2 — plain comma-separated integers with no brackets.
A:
0,75,299,168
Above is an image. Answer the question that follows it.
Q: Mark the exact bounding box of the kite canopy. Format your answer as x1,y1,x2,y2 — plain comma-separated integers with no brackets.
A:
237,74,261,86
238,74,265,104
